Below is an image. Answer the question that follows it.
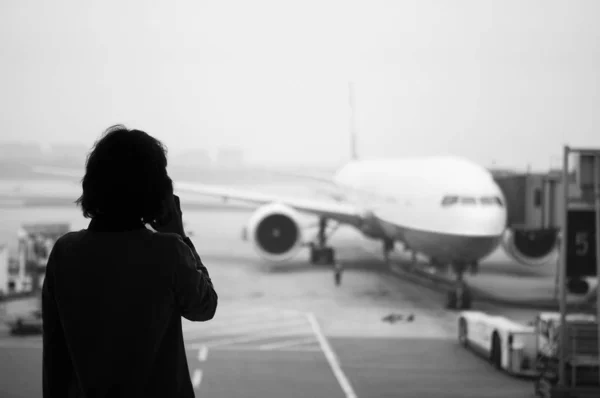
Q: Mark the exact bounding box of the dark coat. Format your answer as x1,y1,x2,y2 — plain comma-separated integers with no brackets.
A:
42,217,218,398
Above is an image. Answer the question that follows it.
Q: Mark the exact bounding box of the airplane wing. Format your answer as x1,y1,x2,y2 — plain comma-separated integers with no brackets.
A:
32,166,82,179
175,181,362,226
258,169,336,185
32,166,364,227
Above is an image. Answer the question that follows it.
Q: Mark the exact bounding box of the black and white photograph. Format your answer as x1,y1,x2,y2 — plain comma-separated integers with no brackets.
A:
0,1,599,397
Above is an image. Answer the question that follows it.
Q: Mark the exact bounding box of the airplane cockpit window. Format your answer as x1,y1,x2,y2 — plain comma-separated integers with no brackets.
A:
480,196,505,207
441,195,459,206
444,196,506,207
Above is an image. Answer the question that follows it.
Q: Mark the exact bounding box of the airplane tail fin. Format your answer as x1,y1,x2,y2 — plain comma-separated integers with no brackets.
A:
348,81,358,161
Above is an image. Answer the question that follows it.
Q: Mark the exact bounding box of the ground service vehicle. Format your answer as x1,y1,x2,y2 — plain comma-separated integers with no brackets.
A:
0,223,69,334
458,311,599,397
458,310,539,376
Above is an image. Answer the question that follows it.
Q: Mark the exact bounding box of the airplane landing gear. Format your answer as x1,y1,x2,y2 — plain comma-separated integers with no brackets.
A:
311,246,335,265
446,263,472,310
382,239,394,264
309,217,336,265
468,262,479,276
410,251,417,270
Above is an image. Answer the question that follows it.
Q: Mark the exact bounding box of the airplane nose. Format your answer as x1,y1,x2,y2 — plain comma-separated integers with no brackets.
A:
428,233,502,264
463,208,507,237
443,208,506,262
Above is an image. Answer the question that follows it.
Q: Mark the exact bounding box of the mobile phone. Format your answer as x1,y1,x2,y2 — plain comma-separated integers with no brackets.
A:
152,195,176,228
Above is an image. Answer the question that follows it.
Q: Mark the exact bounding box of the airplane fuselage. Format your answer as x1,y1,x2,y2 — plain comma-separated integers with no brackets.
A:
30,157,508,266
331,156,508,265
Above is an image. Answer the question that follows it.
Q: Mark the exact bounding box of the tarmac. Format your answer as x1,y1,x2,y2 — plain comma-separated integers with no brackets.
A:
0,207,550,398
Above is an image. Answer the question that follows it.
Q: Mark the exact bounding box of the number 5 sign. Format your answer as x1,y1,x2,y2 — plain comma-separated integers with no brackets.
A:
566,209,597,278
575,231,589,256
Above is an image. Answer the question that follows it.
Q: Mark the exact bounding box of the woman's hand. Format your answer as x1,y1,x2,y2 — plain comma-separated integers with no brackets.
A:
150,194,186,237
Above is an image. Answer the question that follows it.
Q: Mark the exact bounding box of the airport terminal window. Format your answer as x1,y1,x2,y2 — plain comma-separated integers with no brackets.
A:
441,195,459,206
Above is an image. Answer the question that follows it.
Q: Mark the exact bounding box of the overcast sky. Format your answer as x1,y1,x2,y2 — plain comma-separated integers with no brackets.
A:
0,0,598,169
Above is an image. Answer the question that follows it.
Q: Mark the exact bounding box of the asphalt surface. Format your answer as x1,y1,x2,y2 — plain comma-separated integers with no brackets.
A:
0,207,540,398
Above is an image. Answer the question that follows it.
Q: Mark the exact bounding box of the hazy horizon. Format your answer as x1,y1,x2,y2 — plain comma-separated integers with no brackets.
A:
1,1,599,170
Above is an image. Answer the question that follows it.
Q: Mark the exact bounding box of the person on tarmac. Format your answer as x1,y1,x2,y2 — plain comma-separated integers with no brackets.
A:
42,125,218,398
334,262,344,286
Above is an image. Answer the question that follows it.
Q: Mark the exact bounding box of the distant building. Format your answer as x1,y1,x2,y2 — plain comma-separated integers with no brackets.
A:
173,149,212,169
0,142,43,162
47,143,87,166
215,147,244,169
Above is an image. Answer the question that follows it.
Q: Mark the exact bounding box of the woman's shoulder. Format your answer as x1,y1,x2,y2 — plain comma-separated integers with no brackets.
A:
54,229,188,255
150,231,188,249
54,230,85,246
46,230,86,258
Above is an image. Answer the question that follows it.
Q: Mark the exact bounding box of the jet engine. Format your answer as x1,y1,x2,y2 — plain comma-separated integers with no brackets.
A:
244,202,304,262
501,227,559,266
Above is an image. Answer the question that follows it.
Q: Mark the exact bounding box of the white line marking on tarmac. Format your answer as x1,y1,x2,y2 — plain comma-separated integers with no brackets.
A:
182,307,275,331
210,306,300,322
201,345,321,353
185,318,310,339
307,312,358,398
198,345,208,361
210,312,305,328
192,369,203,388
202,311,301,326
196,320,311,337
258,337,317,351
189,328,309,349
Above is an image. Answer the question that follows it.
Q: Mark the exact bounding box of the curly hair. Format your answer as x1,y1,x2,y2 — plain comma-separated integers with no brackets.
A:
76,125,173,224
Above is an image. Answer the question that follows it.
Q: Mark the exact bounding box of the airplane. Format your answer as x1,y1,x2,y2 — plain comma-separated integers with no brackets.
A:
32,152,562,311
29,89,559,310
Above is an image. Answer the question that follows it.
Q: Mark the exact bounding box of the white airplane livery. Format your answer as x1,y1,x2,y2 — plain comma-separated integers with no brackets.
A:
34,153,559,310
175,155,508,308
183,156,508,264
